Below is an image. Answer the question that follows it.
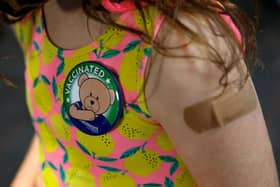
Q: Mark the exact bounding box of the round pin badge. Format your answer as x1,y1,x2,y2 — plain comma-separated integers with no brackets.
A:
63,61,123,136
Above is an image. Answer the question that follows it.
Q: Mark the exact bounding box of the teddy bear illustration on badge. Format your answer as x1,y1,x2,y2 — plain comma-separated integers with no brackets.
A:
69,73,115,132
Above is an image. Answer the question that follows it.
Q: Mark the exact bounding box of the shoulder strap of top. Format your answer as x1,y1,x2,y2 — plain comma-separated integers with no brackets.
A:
139,6,165,39
14,12,35,54
216,1,242,45
118,5,165,40
131,6,165,121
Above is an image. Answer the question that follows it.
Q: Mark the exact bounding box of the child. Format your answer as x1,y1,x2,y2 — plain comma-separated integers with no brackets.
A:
0,0,278,186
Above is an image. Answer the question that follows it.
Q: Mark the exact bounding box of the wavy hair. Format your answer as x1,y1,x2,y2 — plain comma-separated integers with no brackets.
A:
0,0,258,88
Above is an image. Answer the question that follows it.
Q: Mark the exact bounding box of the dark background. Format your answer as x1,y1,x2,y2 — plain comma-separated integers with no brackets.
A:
0,1,280,186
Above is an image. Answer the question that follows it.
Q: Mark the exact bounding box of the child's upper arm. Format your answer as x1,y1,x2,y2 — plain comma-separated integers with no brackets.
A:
145,12,279,187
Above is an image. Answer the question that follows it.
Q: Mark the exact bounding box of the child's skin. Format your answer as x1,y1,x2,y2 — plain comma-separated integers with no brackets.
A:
10,0,279,186
11,135,39,187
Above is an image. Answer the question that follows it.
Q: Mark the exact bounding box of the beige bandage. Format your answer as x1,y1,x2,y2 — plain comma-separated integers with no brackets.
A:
184,81,257,133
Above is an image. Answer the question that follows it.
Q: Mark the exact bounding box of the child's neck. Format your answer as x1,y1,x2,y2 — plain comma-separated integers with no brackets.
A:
43,0,111,50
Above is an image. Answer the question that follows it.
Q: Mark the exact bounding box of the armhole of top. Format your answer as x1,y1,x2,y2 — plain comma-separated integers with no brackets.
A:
136,8,165,123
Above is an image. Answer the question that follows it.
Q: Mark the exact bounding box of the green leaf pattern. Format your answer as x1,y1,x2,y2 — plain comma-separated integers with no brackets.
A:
97,157,118,162
144,48,151,57
41,162,46,170
98,165,122,172
63,152,68,164
159,156,179,176
41,75,50,85
35,117,44,123
143,184,162,187
33,77,39,87
123,40,141,52
101,49,121,58
159,156,177,163
76,141,91,156
33,41,40,51
52,77,58,97
59,165,66,181
120,146,140,159
170,161,179,176
128,103,151,118
164,177,174,187
56,61,64,76
57,139,66,150
48,161,57,170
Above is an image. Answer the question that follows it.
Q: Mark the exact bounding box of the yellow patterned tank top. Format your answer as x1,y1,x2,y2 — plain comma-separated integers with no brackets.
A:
15,5,197,187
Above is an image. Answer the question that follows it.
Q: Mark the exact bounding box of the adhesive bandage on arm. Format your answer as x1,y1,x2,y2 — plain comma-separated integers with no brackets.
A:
184,81,258,133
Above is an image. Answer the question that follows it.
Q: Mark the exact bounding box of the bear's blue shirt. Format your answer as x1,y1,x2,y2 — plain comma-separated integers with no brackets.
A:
69,101,112,135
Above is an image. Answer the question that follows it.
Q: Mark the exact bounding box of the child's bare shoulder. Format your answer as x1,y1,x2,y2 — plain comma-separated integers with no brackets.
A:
146,11,241,116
